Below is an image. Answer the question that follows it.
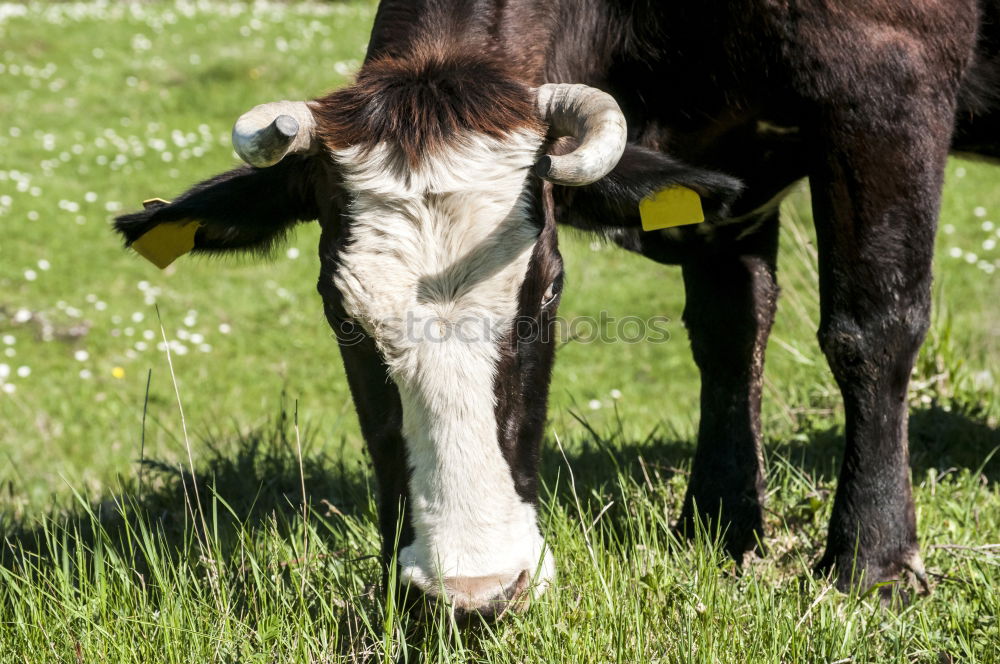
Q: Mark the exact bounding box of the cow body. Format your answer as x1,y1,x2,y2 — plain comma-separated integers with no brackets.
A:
116,0,999,618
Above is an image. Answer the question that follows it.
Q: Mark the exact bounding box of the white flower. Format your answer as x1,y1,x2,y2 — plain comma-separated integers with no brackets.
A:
610,389,622,400
2,335,14,345
974,206,988,218
79,369,92,379
16,366,29,378
286,247,300,259
2,383,14,394
24,269,37,281
218,323,231,334
131,312,144,323
948,247,963,258
588,399,602,410
37,259,50,270
74,349,89,362
0,364,9,379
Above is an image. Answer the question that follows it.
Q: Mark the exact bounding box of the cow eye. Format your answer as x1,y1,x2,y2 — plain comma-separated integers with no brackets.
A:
541,282,558,309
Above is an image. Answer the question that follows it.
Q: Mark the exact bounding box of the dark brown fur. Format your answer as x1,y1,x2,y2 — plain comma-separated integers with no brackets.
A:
492,180,563,505
313,48,542,166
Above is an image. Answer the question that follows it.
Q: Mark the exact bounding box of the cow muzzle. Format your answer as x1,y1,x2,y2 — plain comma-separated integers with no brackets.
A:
398,538,556,623
419,570,532,623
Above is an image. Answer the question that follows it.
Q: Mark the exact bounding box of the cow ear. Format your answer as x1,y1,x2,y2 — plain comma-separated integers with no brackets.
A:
549,142,743,231
114,155,321,263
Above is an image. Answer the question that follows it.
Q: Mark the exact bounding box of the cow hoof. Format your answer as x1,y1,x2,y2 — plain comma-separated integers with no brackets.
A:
815,547,930,606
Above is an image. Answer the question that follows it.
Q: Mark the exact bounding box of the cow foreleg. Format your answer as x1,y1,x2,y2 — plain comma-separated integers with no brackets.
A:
809,101,954,598
676,215,779,558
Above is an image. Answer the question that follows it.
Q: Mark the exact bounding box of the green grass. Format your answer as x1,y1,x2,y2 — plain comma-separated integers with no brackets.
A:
1,2,998,662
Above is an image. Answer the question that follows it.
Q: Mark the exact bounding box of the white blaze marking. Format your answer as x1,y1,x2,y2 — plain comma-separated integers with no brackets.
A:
332,131,555,594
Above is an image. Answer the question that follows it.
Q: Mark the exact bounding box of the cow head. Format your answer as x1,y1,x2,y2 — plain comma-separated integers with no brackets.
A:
114,55,741,620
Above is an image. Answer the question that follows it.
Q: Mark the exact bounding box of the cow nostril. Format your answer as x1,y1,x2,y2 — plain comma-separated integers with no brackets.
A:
427,569,531,623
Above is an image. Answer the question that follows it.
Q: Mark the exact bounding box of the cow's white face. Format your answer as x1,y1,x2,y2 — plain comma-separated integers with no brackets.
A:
330,130,556,610
207,72,630,618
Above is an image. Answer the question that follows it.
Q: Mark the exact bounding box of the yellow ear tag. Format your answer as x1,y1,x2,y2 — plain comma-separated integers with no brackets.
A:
130,198,201,269
639,186,705,231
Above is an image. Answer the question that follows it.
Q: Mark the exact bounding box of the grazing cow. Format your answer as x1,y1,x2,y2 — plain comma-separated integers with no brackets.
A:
115,0,998,619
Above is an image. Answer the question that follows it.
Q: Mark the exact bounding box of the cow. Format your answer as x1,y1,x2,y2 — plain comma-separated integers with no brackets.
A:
114,0,999,620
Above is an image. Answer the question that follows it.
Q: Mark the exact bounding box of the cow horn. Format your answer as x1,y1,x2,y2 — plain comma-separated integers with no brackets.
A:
534,84,628,186
232,101,318,168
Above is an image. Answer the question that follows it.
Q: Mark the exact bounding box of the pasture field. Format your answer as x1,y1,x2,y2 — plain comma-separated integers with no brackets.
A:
1,2,998,662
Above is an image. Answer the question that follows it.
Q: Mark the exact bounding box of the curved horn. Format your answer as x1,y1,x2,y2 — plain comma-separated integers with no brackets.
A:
533,84,628,186
232,101,318,168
